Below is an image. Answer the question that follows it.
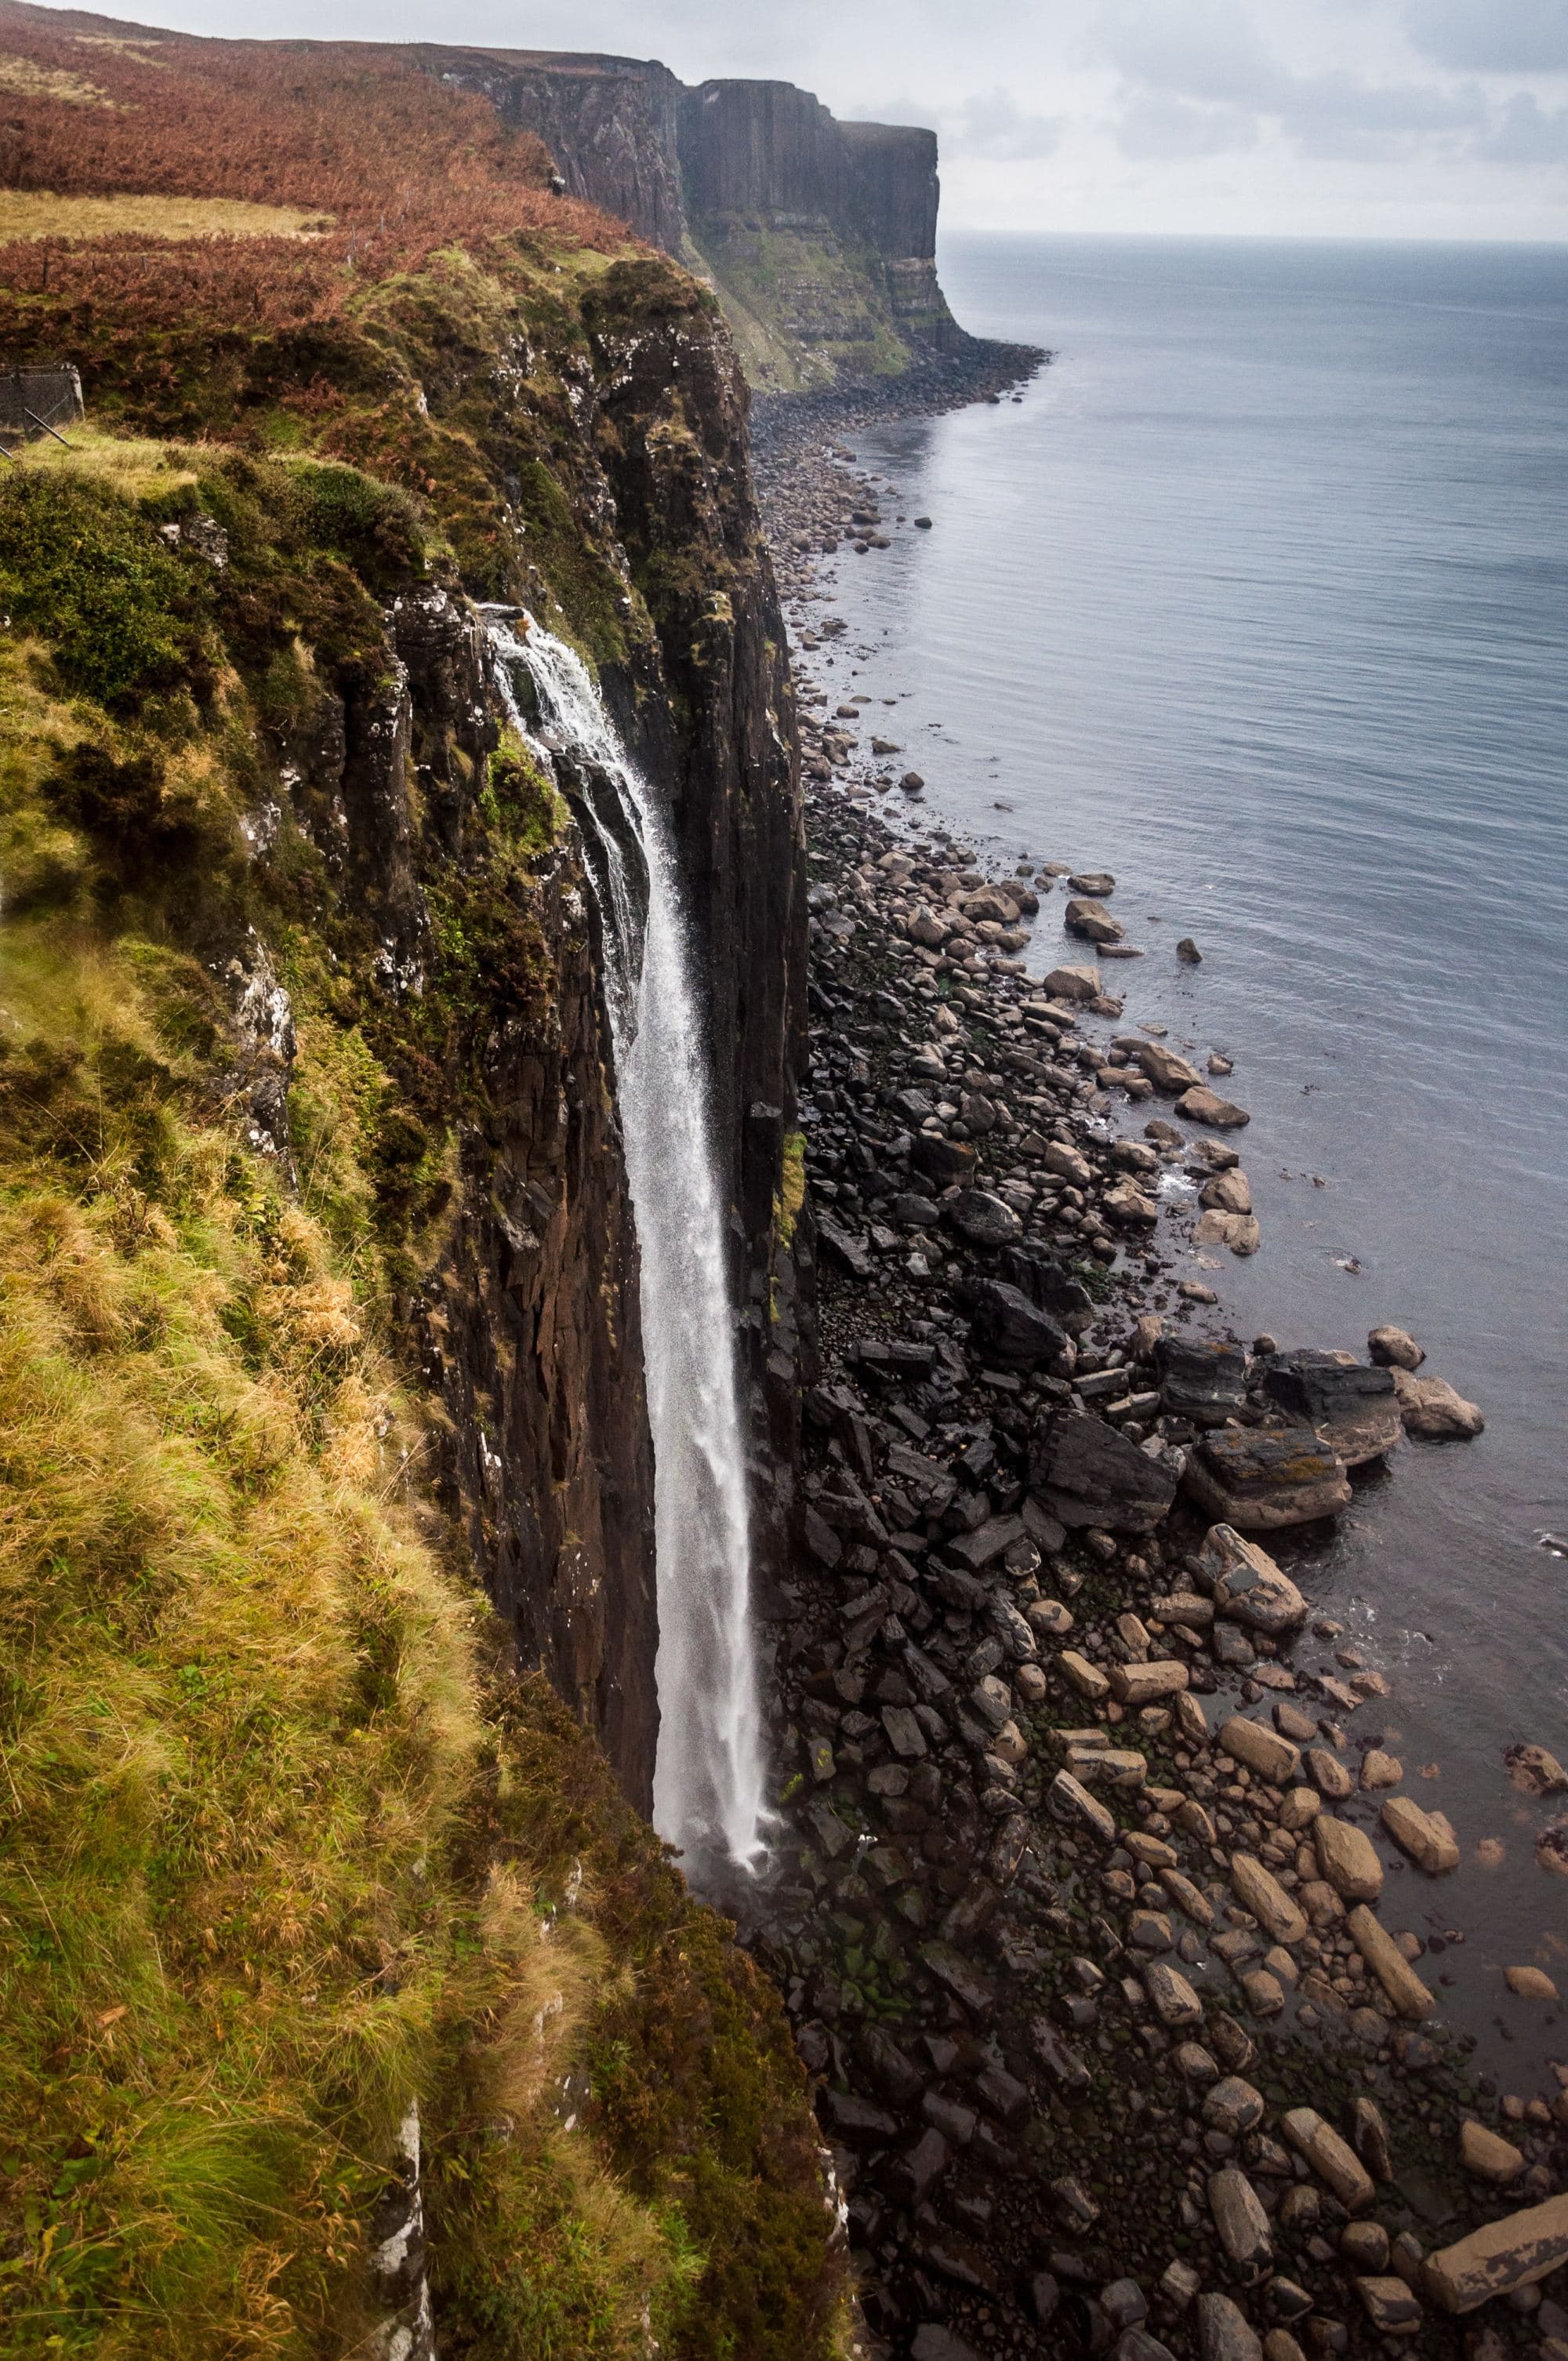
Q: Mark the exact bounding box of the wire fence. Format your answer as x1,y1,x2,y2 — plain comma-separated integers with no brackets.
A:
0,365,85,455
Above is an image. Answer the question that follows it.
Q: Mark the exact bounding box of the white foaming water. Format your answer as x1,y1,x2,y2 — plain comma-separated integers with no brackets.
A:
488,619,764,1875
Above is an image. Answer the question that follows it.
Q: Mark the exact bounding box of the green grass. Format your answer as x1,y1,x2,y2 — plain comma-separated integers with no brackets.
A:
0,406,848,2358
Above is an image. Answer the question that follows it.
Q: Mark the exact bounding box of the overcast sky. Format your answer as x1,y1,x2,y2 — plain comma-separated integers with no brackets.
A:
96,0,1568,239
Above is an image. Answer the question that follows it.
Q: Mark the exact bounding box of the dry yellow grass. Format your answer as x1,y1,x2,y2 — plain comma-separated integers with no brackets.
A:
0,190,334,240
0,53,112,105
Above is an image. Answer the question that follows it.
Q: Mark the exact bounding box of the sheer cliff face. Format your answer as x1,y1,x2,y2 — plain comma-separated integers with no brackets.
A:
415,48,967,393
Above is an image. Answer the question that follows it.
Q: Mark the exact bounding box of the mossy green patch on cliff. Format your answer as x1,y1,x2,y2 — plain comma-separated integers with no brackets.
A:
686,219,914,395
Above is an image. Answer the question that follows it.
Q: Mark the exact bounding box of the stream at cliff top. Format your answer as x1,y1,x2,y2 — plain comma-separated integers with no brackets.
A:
799,233,1568,2066
489,620,764,1876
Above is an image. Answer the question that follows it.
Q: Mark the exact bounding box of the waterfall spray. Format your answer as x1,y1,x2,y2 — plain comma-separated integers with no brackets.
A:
488,619,765,1876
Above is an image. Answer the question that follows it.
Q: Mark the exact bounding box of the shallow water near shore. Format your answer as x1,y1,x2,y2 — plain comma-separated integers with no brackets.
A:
805,232,1568,2076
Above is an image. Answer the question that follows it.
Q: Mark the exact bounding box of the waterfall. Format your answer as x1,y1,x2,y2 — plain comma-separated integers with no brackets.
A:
488,618,765,1876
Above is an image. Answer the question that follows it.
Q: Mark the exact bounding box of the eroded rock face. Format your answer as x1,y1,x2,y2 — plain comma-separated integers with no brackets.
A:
1029,1410,1180,1532
1184,1428,1352,1529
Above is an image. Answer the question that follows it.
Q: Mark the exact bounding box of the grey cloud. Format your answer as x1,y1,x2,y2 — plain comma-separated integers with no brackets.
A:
941,89,1068,161
1477,89,1568,157
1116,92,1262,158
1404,0,1568,74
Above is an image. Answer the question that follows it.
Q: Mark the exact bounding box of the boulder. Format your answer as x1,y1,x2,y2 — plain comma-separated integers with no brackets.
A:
1195,1210,1260,1255
1460,2121,1525,2184
1002,1244,1094,1333
1137,1042,1203,1094
1174,1085,1250,1128
1392,1369,1484,1440
1029,1410,1179,1532
1040,1139,1092,1188
1229,1853,1307,1944
1048,1768,1116,1844
1200,1168,1252,1215
1380,1796,1460,1874
1196,2292,1263,2361
1185,1429,1351,1529
1345,1905,1435,2019
911,1131,978,1188
1042,964,1100,1003
1109,1660,1190,1705
1504,1742,1567,1795
1280,2109,1375,2212
1368,1324,1424,1371
1312,1814,1384,1902
1209,2167,1272,2276
1219,1717,1301,1785
1422,2193,1568,2314
1156,1338,1247,1427
1065,895,1125,944
1196,1524,1308,1634
1258,1350,1402,1466
1068,870,1116,895
958,1277,1072,1372
1105,1180,1160,1227
944,1189,1023,1248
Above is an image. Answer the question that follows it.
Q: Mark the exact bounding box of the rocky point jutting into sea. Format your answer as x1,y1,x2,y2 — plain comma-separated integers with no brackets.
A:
0,6,1563,2358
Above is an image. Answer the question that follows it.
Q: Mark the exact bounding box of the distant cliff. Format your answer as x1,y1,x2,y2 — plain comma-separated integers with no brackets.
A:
429,47,971,393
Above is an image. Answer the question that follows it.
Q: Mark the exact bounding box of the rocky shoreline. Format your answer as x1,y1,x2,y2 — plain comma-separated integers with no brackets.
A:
740,372,1568,2361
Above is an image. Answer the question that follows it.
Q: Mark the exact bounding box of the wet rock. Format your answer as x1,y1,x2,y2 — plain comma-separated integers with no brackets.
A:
1258,1349,1402,1466
1345,1905,1435,2018
1218,1716,1301,1784
1209,2167,1272,2276
1156,1338,1247,1427
945,1188,1024,1248
1185,1429,1351,1529
1069,870,1116,895
1177,936,1203,964
1174,1085,1250,1128
1422,2192,1568,2313
1280,2108,1375,2212
1461,2120,1525,2183
911,1130,978,1188
1504,1965,1558,2000
1144,1962,1205,2027
1109,1660,1189,1705
1354,2277,1422,2335
1229,1854,1307,1945
1200,1168,1252,1215
1105,1180,1160,1227
1029,1410,1179,1531
1368,1324,1425,1370
1195,1210,1261,1256
1066,895,1125,944
1504,1742,1568,1795
912,2325,981,2361
1197,1524,1308,1634
1049,1767,1117,1843
1029,2014,1092,2092
1043,963,1102,1002
1392,1368,1485,1439
1312,1814,1384,1902
818,2087,901,2144
1381,1794,1460,1873
958,1276,1072,1371
1137,1042,1203,1094
1204,2076,1265,2137
1196,2290,1263,2361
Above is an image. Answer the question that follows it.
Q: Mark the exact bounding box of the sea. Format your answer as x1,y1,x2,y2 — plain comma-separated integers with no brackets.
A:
808,232,1568,2076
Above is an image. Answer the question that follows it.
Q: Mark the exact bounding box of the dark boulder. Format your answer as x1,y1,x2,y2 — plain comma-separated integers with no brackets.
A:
911,1131,978,1188
1156,1336,1247,1427
1255,1348,1401,1466
956,1276,1072,1372
944,1189,1023,1248
1001,1242,1094,1334
1028,1411,1178,1532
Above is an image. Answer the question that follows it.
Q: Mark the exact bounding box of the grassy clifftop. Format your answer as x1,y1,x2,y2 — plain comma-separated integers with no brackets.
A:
0,11,840,2352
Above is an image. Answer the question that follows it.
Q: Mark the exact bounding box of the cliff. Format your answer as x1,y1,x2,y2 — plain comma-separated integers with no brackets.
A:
0,5,833,2351
419,43,970,393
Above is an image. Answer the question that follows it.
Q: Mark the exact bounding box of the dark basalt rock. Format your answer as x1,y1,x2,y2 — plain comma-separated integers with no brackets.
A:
944,1187,1023,1248
1028,1411,1179,1532
1255,1348,1402,1466
956,1276,1073,1372
1156,1335,1247,1427
911,1129,978,1187
1001,1242,1094,1335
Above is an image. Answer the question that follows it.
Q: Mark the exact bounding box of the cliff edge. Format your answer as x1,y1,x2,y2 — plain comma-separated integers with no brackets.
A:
427,46,975,394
